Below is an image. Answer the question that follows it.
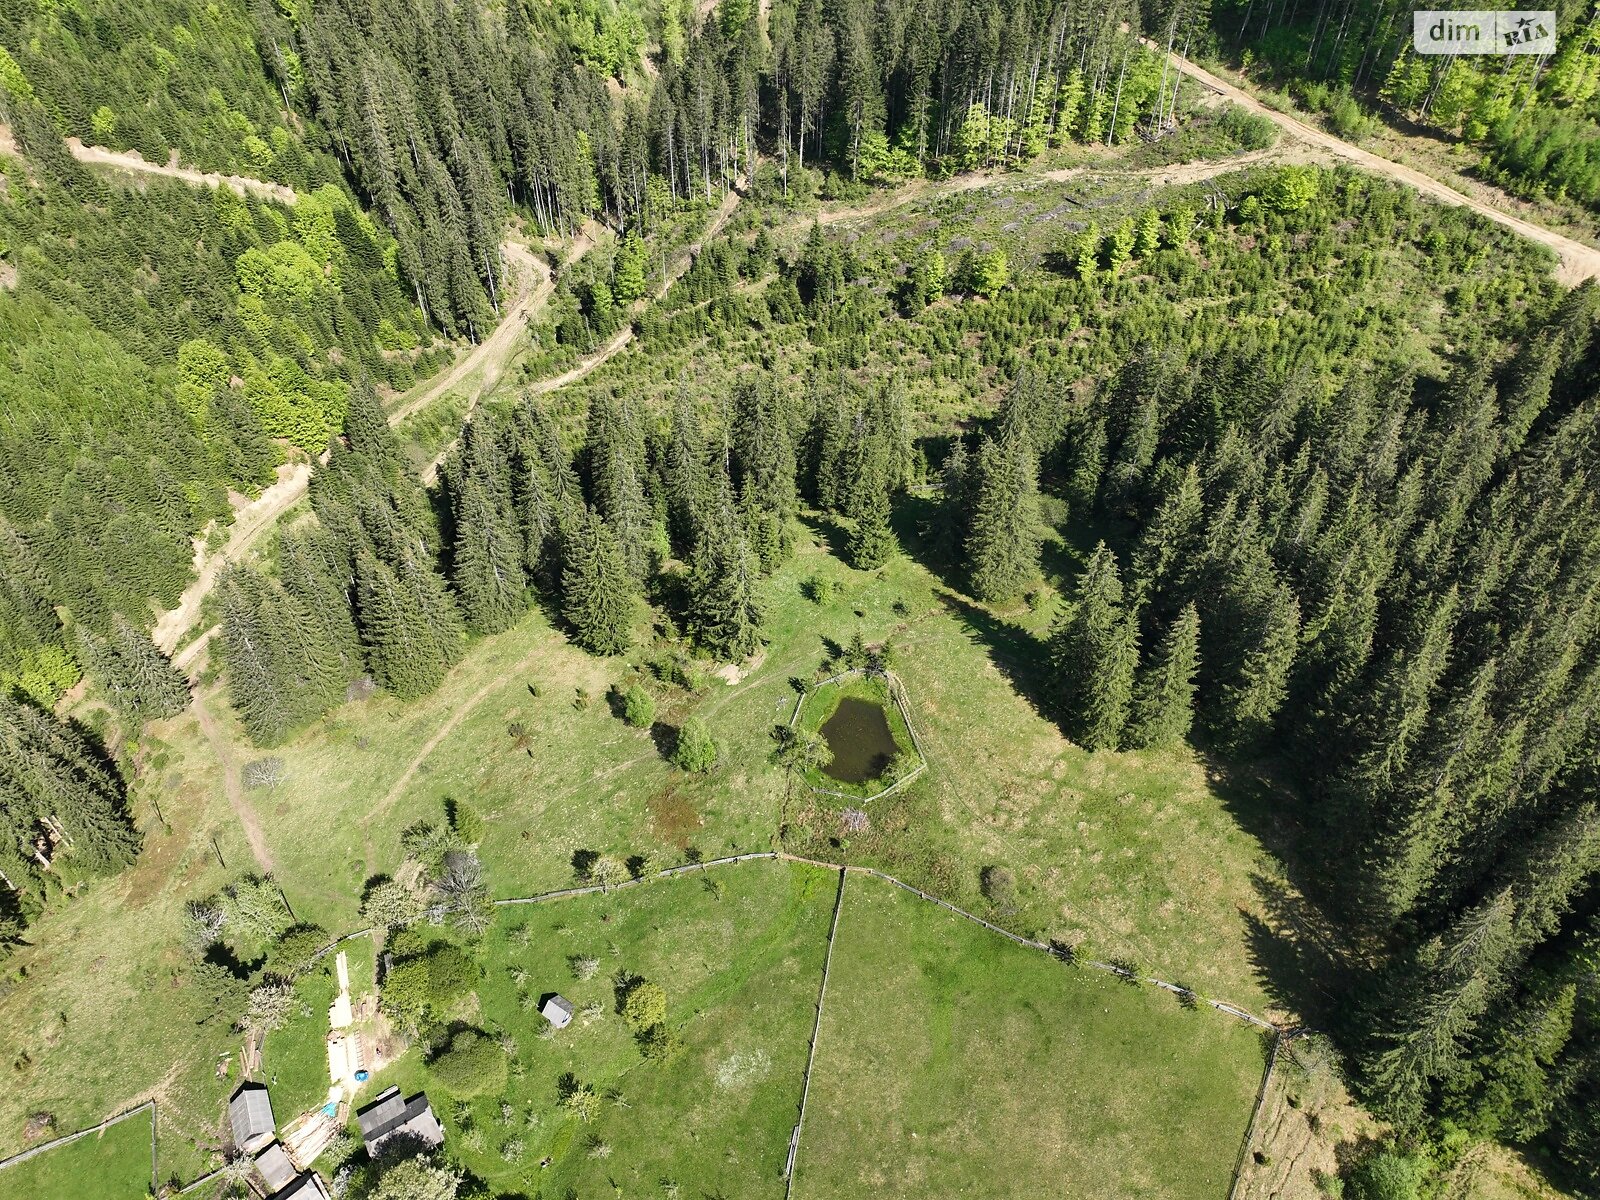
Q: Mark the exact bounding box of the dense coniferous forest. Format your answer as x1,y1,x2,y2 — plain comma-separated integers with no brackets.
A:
3,0,1600,1191
0,103,436,705
1216,0,1600,207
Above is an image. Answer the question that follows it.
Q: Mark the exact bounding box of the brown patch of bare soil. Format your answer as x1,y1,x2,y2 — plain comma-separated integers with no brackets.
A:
647,788,703,848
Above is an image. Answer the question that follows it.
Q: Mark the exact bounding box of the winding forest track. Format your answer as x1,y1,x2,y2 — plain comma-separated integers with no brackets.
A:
192,691,275,872
1155,49,1600,285
419,186,744,484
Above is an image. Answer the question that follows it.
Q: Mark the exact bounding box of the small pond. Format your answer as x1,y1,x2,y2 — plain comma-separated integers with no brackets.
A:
818,696,900,784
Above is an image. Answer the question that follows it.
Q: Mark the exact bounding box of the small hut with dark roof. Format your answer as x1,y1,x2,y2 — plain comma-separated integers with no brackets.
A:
228,1083,276,1154
254,1141,296,1192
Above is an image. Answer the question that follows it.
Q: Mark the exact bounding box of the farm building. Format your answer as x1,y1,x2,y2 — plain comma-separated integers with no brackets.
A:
541,994,574,1028
356,1087,444,1156
229,1082,276,1153
274,1172,333,1199
254,1141,296,1191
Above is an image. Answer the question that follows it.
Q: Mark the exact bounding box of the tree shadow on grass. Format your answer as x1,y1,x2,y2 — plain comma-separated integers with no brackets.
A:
1203,758,1369,1037
932,588,1057,724
648,721,678,763
891,491,967,594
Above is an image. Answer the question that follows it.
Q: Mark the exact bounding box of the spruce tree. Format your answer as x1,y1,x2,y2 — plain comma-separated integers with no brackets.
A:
1210,577,1300,752
0,695,139,879
278,531,363,679
560,509,636,656
1066,415,1107,513
450,475,526,633
75,618,189,721
936,435,974,564
342,381,401,467
690,496,764,660
847,482,897,570
664,391,712,559
513,451,558,583
221,563,348,742
1050,543,1138,750
220,567,299,746
964,428,1041,602
110,616,190,718
1127,463,1203,610
586,394,655,583
354,551,456,700
1125,604,1200,750
1367,890,1516,1125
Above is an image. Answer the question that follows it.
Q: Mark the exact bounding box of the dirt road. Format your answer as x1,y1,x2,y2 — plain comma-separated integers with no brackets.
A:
389,236,571,426
1156,50,1600,285
420,186,744,483
153,232,575,658
61,135,302,205
153,461,313,657
814,144,1288,229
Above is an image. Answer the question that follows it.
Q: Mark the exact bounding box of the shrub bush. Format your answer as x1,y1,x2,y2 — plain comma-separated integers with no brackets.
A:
620,684,655,729
430,1029,508,1097
672,717,719,773
1346,1147,1425,1200
622,980,668,1031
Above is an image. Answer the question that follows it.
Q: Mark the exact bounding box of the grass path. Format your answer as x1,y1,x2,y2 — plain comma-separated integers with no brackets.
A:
192,692,274,873
359,639,556,839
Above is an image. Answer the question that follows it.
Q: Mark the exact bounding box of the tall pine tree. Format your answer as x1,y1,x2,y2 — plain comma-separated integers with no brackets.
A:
964,426,1042,603
560,508,637,656
1050,543,1139,750
1125,603,1200,750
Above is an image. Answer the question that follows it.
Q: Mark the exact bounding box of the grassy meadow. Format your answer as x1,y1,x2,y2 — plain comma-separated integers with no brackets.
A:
1,511,1289,1185
3,134,1519,1190
0,1107,153,1199
796,876,1269,1199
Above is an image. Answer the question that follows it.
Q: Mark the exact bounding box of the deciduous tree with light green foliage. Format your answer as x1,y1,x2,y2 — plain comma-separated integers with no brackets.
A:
430,1028,508,1097
370,1155,462,1200
964,248,1008,298
672,717,720,773
622,980,668,1030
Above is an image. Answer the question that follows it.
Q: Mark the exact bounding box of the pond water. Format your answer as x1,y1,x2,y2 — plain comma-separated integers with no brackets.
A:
818,696,900,784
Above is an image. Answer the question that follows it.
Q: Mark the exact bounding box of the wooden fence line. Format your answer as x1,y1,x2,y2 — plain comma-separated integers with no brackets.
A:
23,846,1277,1195
493,852,777,906
1226,1029,1286,1200
0,1098,157,1194
783,868,848,1197
491,851,1278,1032
786,668,929,803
